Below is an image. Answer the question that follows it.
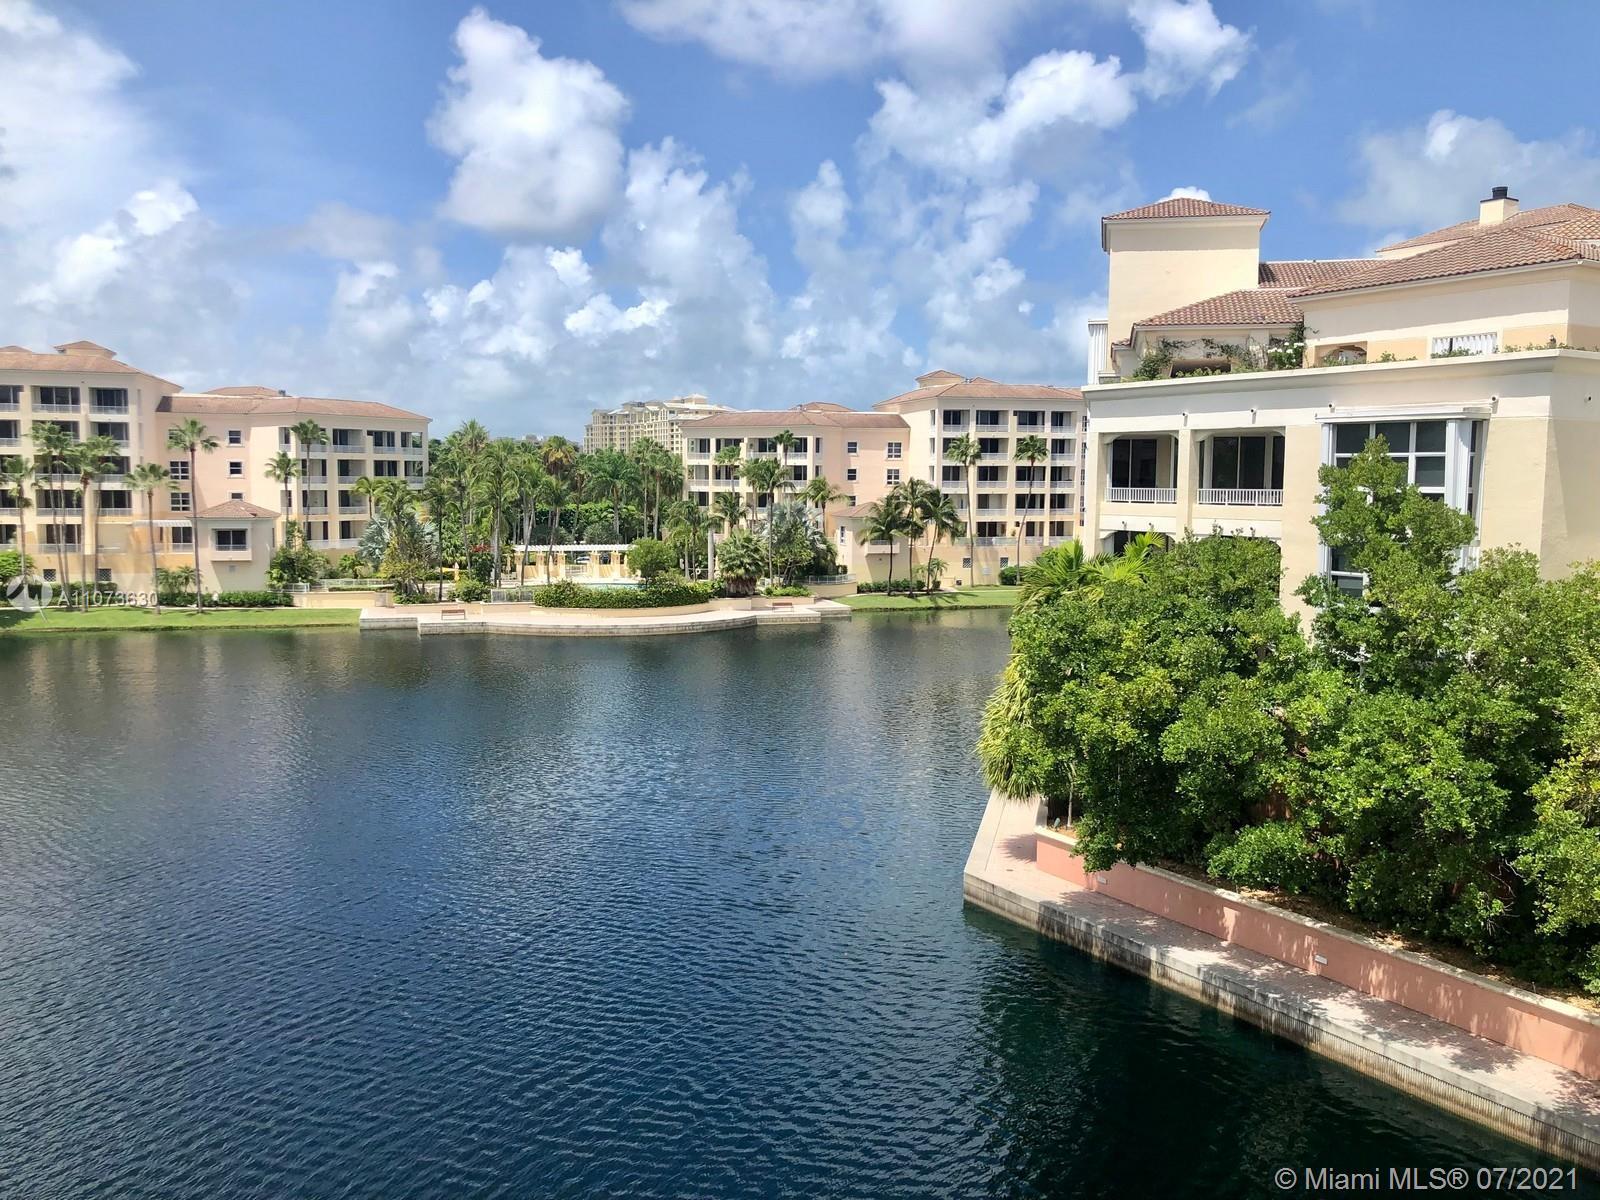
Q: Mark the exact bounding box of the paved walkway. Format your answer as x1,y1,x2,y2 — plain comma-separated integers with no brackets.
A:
360,599,851,637
964,790,1600,1168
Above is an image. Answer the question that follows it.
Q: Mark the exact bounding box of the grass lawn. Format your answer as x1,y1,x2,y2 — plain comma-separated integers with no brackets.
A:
0,606,361,636
838,585,1021,612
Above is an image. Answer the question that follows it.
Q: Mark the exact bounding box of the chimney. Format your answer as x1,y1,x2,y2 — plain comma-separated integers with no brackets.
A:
1480,185,1519,226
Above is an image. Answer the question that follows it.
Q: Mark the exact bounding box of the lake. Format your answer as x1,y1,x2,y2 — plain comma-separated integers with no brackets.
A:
0,614,1584,1197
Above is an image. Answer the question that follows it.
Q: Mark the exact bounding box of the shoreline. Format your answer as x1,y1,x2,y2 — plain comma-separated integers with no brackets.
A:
963,788,1600,1169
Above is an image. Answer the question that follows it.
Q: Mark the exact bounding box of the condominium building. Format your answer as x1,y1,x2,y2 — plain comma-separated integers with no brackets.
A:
1082,188,1600,608
0,340,429,594
682,376,1086,586
583,394,727,456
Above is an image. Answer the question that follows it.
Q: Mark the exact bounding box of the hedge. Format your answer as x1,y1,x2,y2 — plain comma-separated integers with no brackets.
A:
855,579,943,594
530,577,714,609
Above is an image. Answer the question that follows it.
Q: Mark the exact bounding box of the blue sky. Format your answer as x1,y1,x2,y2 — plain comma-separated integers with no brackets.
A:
5,0,1599,435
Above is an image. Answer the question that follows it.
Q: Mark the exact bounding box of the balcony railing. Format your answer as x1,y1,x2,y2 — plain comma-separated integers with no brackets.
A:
976,480,1010,490
339,504,367,515
1105,487,1176,504
1197,488,1283,506
337,472,363,484
90,403,130,415
35,402,80,414
0,438,19,450
303,505,330,515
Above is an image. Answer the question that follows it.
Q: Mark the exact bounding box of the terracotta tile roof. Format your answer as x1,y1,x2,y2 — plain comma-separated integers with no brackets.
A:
874,374,1084,410
196,499,277,520
1376,203,1600,253
0,343,178,387
161,391,427,421
1104,198,1269,221
1257,259,1373,287
682,406,909,430
1133,288,1303,328
1297,224,1600,297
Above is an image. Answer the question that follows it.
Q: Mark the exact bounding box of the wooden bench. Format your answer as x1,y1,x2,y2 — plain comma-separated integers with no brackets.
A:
771,601,795,610
441,607,468,620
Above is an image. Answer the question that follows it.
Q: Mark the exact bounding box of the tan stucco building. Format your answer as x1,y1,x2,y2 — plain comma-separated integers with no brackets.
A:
1,341,429,595
683,374,1086,586
583,394,727,456
1082,188,1600,608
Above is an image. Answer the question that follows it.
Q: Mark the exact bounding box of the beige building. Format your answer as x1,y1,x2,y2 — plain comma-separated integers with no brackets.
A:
583,394,727,456
682,374,1087,586
1082,188,1600,608
0,340,429,595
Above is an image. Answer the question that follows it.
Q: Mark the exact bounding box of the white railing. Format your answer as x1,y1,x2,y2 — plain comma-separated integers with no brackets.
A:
976,480,1010,490
1197,488,1283,506
339,505,367,515
1105,487,1176,504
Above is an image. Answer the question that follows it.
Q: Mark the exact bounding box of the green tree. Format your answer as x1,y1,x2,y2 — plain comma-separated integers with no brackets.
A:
584,448,636,543
265,451,299,541
627,537,676,581
860,492,905,593
166,419,218,611
943,433,980,586
127,462,175,612
898,478,939,594
71,434,121,608
0,457,35,595
537,475,571,584
32,421,77,597
1013,433,1048,570
800,474,846,539
716,527,764,597
289,419,330,537
712,489,746,533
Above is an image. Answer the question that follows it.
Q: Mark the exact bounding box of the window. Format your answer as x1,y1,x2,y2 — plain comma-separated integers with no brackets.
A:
1014,410,1042,427
1109,438,1160,489
846,440,858,455
228,429,243,445
90,387,128,411
97,568,113,584
1050,411,1067,429
813,439,822,455
0,385,20,405
369,429,397,449
975,409,1002,427
886,441,902,459
1049,494,1068,510
230,492,243,501
372,460,399,478
35,385,79,408
1049,520,1067,536
1204,434,1284,491
943,410,967,427
886,468,901,485
214,529,248,551
229,461,243,476
941,465,963,482
976,521,1004,537
170,527,193,547
845,468,857,482
171,491,191,512
169,460,190,481
1332,420,1453,502
977,466,1006,483
978,437,1003,455
92,422,129,442
1321,344,1366,366
1431,332,1498,357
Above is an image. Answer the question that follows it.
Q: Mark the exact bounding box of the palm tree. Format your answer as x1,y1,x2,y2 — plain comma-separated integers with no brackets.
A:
417,472,454,600
32,421,77,597
741,454,786,583
265,451,299,541
289,419,330,538
944,433,981,586
73,434,120,609
536,475,571,583
774,429,798,472
127,463,175,612
898,478,939,594
1013,433,1049,570
0,457,34,596
166,419,218,611
663,499,707,577
537,434,579,483
450,419,492,548
861,492,905,592
512,452,547,585
471,442,521,583
712,489,745,533
351,473,381,520
584,448,635,543
925,491,965,589
801,474,846,540
1018,539,1090,608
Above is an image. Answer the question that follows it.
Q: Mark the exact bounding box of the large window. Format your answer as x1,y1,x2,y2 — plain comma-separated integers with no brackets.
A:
89,387,128,411
35,386,79,408
1108,438,1160,488
886,441,902,460
1204,434,1285,491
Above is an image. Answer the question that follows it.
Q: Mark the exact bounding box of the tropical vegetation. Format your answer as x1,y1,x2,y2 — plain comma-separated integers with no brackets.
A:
981,438,1600,996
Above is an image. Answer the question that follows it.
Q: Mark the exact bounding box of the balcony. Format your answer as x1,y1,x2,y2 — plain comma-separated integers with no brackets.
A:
0,437,19,451
976,480,1010,490
337,472,364,484
1197,488,1283,507
401,445,426,457
0,399,17,413
303,505,330,516
89,402,130,415
339,504,367,515
1105,487,1177,504
35,402,80,414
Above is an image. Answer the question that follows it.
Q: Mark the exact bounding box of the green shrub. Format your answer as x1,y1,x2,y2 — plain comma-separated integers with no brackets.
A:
0,549,34,580
211,590,293,608
998,566,1021,585
531,576,713,609
763,584,811,597
1206,823,1324,894
855,578,924,594
627,538,677,581
452,577,491,602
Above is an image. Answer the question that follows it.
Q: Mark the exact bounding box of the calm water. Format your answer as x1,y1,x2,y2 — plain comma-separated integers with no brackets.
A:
0,615,1587,1199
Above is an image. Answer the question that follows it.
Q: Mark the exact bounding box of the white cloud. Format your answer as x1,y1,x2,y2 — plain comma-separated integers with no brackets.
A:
1129,0,1251,99
1163,185,1211,200
1340,110,1600,231
864,50,1136,183
428,7,630,240
618,0,1037,80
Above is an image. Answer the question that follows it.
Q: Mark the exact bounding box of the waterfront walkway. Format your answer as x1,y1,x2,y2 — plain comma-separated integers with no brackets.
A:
964,790,1600,1168
360,599,851,637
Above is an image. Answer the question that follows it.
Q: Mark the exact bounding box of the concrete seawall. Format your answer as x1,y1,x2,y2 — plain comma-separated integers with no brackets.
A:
963,789,1600,1168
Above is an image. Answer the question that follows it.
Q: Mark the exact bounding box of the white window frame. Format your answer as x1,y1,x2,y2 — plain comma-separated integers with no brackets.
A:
886,468,901,485
169,460,190,481
227,429,243,445
229,461,243,476
846,440,858,455
846,467,858,482
885,441,902,460
213,528,248,552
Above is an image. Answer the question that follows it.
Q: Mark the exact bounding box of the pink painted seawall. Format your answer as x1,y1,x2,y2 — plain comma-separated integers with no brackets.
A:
1034,826,1600,1080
